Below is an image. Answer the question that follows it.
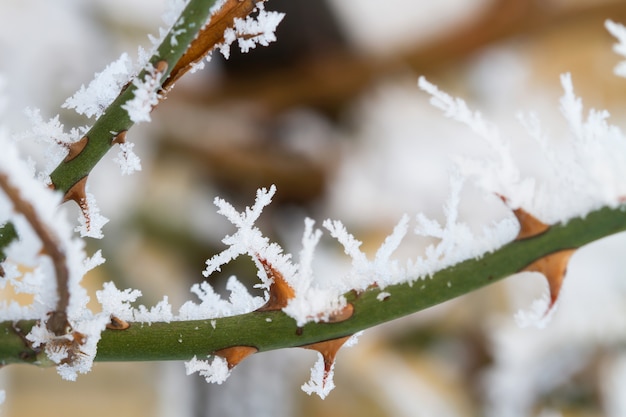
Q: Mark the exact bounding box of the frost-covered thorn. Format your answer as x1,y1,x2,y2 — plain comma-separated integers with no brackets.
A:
63,176,88,205
499,195,549,240
522,248,576,311
64,177,91,234
106,316,130,331
256,257,295,311
111,130,127,145
214,345,258,369
46,330,87,366
301,335,351,398
63,136,89,163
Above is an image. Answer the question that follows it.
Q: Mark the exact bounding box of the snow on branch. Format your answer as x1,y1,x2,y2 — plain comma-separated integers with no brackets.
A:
0,134,107,380
121,61,167,124
62,53,133,119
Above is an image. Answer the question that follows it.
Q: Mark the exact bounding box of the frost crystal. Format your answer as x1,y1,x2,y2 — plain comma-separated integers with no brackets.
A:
62,53,133,119
185,355,231,384
113,141,142,175
420,74,626,224
606,20,626,78
218,2,284,59
121,64,164,123
74,191,109,239
203,185,296,290
19,108,84,176
301,352,335,399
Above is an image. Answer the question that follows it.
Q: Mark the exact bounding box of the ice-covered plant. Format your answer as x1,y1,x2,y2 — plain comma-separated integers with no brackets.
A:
0,0,626,406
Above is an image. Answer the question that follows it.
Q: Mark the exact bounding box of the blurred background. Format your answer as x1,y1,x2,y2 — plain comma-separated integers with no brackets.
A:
2,0,626,416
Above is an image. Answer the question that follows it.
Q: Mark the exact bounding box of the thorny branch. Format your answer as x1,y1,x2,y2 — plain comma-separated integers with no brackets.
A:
0,174,71,336
49,0,271,200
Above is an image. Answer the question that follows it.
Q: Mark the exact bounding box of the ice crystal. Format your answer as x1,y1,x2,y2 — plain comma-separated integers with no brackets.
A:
218,2,284,59
301,352,335,399
62,53,133,119
113,141,142,176
606,20,626,78
121,63,163,123
185,355,231,384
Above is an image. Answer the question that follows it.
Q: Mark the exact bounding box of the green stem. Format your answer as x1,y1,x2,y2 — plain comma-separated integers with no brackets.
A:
2,204,624,364
0,222,17,262
49,0,217,194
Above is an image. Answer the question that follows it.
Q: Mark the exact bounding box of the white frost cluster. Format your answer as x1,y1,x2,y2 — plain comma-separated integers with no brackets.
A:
218,2,285,59
18,107,86,178
419,71,626,224
112,141,142,176
606,20,626,78
185,355,231,384
121,63,163,123
62,53,133,119
301,353,335,399
74,190,109,239
0,134,109,380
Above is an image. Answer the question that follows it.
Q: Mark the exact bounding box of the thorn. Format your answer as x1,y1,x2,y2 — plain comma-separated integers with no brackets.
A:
325,303,354,323
523,248,576,309
63,136,89,163
302,336,351,389
256,257,295,312
499,195,550,240
63,176,88,205
48,330,87,365
63,176,94,233
214,346,258,369
106,316,130,330
155,60,168,74
112,130,127,145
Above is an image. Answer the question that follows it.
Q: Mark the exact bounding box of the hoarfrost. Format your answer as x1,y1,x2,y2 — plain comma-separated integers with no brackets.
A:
606,20,626,78
62,53,133,119
301,352,335,399
113,141,142,175
419,74,626,224
74,191,109,239
185,355,231,384
121,63,164,123
218,2,284,59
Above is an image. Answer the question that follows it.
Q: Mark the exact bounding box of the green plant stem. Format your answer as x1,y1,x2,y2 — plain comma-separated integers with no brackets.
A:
0,222,17,262
49,0,217,194
1,204,625,364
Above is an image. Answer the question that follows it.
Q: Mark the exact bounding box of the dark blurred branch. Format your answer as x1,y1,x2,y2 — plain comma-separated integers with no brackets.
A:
189,0,626,114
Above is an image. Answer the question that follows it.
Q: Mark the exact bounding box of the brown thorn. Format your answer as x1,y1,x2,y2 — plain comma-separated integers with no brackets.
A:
302,335,352,387
155,60,168,75
0,174,71,336
111,130,127,145
214,346,258,369
499,195,550,240
63,136,89,163
325,303,354,323
256,257,295,312
106,316,130,330
522,248,576,308
512,207,550,240
63,176,88,205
